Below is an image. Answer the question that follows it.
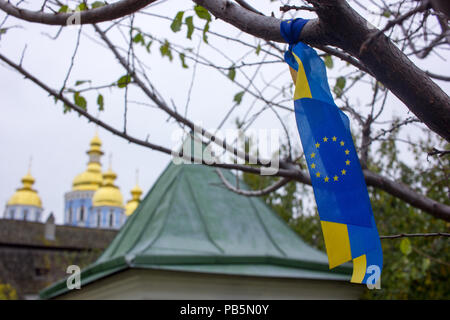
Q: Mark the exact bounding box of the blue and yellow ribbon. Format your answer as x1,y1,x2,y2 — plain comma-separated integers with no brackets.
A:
281,19,383,285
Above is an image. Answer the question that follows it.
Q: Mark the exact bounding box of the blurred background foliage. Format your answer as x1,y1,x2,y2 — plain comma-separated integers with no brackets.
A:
0,282,18,300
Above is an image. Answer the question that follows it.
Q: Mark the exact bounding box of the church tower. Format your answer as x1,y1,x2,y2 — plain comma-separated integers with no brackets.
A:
64,134,103,227
91,166,125,229
4,169,43,222
125,170,143,217
125,184,143,216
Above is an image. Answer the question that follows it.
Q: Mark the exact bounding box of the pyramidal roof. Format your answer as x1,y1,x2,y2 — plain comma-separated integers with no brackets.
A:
41,137,351,299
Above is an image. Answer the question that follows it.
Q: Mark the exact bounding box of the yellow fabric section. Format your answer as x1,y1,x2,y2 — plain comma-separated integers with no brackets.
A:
321,221,352,268
292,53,312,100
351,254,367,283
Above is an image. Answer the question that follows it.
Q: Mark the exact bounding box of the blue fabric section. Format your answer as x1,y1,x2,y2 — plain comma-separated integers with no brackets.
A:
280,18,309,45
362,232,383,284
347,215,380,258
284,50,298,72
294,98,373,228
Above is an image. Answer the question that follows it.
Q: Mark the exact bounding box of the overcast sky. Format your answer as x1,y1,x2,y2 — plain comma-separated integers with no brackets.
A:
0,1,448,224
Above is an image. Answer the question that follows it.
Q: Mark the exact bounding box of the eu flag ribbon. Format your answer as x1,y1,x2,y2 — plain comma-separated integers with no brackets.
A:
281,19,383,285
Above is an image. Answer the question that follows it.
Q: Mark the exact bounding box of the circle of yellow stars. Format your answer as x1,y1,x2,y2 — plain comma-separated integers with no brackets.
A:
309,136,351,183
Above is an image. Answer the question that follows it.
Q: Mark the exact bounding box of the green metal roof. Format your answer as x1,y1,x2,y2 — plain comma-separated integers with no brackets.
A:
40,138,351,299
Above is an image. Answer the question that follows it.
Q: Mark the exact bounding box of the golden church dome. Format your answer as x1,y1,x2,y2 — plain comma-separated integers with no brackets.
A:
7,172,42,208
92,168,124,208
125,184,143,216
72,134,104,191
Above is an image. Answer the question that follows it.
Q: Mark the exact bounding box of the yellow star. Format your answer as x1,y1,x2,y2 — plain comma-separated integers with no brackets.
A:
324,176,329,182
346,160,350,165
316,172,321,178
323,137,328,142
311,153,316,158
315,142,320,148
345,149,350,155
334,175,339,181
340,141,345,146
332,136,337,142
311,163,316,169
341,169,346,175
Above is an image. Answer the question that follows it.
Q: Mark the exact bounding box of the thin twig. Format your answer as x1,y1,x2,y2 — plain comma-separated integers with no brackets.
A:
360,0,431,55
215,168,291,196
427,148,450,158
380,232,450,239
279,5,316,13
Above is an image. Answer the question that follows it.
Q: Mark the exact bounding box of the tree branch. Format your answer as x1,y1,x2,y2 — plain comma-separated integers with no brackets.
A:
363,169,450,222
215,168,291,196
380,232,450,240
0,0,156,25
0,50,303,179
359,0,431,54
193,0,330,45
93,24,298,172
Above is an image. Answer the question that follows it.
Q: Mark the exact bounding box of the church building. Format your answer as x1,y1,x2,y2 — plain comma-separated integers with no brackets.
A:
3,170,43,222
3,134,143,229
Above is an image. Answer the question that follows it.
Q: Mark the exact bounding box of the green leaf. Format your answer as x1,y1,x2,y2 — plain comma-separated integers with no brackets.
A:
58,5,69,13
324,55,333,69
170,11,184,33
146,41,153,53
133,33,145,45
76,3,87,11
160,40,173,61
179,53,188,69
91,1,105,9
194,5,211,21
202,20,210,43
333,76,346,97
336,76,346,89
117,75,131,88
255,44,261,56
73,92,87,110
63,103,72,113
185,16,194,40
97,94,104,111
233,91,245,105
400,238,412,256
228,66,236,81
75,80,90,86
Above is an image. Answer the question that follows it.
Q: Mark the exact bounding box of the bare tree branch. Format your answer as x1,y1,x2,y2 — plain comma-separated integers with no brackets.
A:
0,0,156,25
360,0,431,54
380,232,450,239
363,169,450,222
215,168,291,196
0,50,301,179
426,70,450,82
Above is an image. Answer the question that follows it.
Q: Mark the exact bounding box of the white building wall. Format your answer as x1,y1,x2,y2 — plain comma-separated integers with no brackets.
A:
54,269,363,300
